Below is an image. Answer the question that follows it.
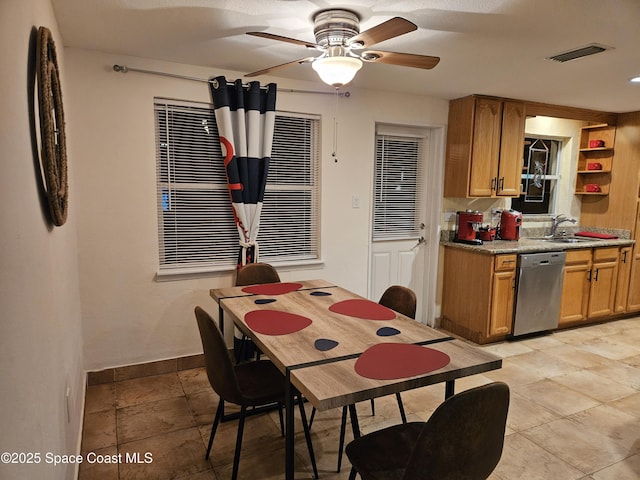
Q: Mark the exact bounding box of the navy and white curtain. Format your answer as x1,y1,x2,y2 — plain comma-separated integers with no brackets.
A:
209,76,277,266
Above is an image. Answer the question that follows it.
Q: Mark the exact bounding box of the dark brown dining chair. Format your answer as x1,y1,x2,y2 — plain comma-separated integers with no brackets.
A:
235,262,281,286
234,262,281,361
345,382,510,480
312,285,418,472
195,306,318,480
376,285,416,423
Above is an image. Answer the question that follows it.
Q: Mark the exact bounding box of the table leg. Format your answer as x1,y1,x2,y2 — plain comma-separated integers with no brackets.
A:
285,369,294,480
348,404,361,439
218,304,225,336
445,380,455,399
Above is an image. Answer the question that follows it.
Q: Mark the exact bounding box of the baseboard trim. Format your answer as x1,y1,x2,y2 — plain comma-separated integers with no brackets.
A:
86,354,205,385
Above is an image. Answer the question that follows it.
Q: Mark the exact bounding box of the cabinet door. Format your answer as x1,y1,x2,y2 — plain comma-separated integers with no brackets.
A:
627,202,640,312
497,101,526,196
588,256,619,318
469,98,502,197
489,269,515,337
627,246,640,312
615,247,633,313
559,250,591,325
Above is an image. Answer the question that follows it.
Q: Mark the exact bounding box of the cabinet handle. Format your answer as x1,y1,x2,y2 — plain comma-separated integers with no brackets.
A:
587,269,592,282
622,251,628,263
499,177,505,192
594,268,599,281
491,177,497,191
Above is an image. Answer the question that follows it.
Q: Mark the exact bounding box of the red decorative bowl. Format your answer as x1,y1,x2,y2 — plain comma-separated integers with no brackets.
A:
587,162,602,170
589,139,605,148
585,184,601,192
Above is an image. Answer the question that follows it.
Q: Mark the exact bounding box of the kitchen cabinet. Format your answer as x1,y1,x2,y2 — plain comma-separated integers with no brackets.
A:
588,247,619,318
441,248,516,343
575,124,615,196
489,255,518,336
559,249,591,326
615,246,633,313
559,246,619,326
444,95,525,198
626,200,640,312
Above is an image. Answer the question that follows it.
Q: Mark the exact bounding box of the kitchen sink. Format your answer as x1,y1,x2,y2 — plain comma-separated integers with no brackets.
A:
544,237,592,243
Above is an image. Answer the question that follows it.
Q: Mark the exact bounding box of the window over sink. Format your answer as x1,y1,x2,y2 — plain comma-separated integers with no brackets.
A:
511,137,562,215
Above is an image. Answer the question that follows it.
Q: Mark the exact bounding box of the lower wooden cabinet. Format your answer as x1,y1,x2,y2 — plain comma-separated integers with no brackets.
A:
615,246,633,313
441,248,516,344
626,202,640,312
490,256,517,336
588,247,619,318
559,249,591,326
559,246,620,327
627,244,640,312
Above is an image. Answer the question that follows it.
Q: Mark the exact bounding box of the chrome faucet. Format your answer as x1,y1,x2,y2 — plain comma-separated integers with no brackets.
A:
550,214,577,237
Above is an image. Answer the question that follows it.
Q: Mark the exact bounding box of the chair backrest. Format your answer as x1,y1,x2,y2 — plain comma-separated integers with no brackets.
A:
379,285,417,319
194,306,244,405
235,262,281,287
402,382,510,480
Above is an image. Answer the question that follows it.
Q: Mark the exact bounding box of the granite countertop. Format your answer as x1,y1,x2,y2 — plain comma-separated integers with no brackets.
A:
441,227,635,255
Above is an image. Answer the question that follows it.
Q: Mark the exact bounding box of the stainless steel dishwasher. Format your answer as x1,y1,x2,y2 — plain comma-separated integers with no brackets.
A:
512,251,566,337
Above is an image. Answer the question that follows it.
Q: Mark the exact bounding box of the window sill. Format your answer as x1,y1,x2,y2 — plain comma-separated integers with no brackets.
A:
155,258,325,282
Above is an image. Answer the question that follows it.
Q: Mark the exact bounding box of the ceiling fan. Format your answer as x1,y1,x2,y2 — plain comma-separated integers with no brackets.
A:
245,9,440,88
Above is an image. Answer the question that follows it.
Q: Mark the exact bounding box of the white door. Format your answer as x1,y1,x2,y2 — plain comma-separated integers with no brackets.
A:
369,124,443,326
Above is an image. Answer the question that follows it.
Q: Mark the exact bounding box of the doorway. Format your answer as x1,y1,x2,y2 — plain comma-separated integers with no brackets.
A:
368,123,444,326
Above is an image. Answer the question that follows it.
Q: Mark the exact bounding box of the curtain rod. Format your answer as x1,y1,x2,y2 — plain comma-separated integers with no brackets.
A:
112,65,350,97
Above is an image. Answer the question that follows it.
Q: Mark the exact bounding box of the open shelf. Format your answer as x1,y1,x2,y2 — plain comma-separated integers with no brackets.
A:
575,124,615,196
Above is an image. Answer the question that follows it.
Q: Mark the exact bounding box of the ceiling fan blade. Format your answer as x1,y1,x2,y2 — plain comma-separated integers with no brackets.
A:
247,31,319,49
361,50,440,70
348,17,417,48
245,57,316,78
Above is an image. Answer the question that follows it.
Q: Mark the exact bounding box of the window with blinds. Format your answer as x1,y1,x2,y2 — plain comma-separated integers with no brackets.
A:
155,99,320,274
372,131,425,241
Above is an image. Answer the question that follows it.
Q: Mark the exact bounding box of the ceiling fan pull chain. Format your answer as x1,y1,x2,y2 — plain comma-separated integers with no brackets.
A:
332,90,340,162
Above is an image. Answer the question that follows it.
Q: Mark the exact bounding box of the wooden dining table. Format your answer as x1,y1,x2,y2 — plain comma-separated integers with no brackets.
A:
210,279,502,479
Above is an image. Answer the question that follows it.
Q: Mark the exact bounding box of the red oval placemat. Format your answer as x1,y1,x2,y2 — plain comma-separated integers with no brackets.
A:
241,282,303,295
329,299,396,320
355,343,451,380
245,310,312,335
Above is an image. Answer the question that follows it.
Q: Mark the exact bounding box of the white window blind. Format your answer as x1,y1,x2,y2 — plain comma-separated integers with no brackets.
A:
154,99,320,273
372,132,425,241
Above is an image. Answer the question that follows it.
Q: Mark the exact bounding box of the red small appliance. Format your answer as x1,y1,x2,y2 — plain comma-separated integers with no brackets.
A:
454,210,484,245
499,209,522,240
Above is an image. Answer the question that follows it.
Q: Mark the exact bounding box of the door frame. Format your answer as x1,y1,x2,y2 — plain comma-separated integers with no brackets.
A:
367,124,445,327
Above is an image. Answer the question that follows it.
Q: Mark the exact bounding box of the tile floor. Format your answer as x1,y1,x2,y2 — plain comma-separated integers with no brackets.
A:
79,317,640,480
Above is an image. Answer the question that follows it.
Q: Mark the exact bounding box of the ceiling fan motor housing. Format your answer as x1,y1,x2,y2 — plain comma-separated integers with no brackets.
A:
313,9,360,47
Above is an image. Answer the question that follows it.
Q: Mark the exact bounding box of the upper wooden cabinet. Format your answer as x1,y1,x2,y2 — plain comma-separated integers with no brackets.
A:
444,95,526,198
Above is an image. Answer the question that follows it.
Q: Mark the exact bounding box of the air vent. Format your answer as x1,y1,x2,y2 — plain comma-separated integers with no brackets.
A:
546,43,611,63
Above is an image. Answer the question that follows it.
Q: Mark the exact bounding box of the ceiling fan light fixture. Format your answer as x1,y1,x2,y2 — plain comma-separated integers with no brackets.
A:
312,55,363,87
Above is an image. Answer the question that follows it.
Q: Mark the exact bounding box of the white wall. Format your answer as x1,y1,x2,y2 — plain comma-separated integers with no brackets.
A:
0,1,84,479
63,49,449,371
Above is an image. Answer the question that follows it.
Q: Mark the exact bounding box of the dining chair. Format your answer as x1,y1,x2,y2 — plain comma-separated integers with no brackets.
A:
234,262,282,362
310,285,417,472
376,285,416,423
235,262,281,286
345,381,510,480
195,306,318,480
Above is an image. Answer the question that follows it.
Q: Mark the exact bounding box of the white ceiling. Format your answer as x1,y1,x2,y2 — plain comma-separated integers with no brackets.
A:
52,0,640,113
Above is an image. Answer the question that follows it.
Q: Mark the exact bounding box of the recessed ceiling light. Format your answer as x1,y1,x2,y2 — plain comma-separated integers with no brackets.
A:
630,76,640,83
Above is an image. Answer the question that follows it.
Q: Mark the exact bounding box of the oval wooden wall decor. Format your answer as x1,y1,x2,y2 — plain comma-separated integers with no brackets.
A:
36,26,68,226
